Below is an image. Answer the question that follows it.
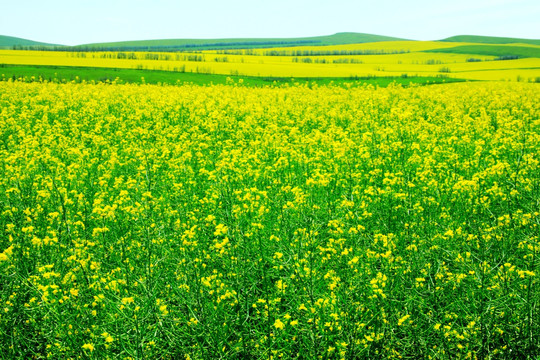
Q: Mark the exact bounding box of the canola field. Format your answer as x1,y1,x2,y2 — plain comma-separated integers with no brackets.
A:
0,80,539,359
1,40,539,81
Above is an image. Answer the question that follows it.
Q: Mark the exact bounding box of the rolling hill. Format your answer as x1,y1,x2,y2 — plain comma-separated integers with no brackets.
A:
1,33,539,53
442,35,540,46
0,35,62,48
72,33,408,51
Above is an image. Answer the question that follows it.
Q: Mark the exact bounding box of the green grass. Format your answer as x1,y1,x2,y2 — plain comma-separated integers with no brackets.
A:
0,64,465,87
425,44,540,58
441,35,540,46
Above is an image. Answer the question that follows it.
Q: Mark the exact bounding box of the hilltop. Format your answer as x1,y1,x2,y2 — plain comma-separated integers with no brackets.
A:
0,35,62,48
442,35,540,46
73,33,407,51
1,33,406,51
1,33,539,52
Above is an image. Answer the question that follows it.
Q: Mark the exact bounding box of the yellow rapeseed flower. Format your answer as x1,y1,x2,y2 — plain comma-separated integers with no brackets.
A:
274,319,285,330
82,343,94,351
398,314,411,326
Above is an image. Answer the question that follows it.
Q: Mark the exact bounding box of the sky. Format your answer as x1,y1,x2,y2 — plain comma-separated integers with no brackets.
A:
1,0,539,45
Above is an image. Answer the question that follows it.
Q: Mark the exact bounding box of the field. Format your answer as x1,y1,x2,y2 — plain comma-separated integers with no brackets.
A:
1,33,540,359
1,39,539,83
0,79,539,359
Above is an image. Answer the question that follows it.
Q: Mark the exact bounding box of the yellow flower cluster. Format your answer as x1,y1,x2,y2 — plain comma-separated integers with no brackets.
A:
0,80,538,358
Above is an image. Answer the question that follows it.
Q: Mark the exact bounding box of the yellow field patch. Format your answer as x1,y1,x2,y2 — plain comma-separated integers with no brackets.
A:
451,68,540,81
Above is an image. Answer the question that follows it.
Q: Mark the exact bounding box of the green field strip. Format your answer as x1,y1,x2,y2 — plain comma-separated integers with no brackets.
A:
0,64,467,87
424,45,540,58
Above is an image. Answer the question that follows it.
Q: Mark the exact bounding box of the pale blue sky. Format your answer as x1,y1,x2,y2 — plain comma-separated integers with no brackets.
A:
1,0,539,45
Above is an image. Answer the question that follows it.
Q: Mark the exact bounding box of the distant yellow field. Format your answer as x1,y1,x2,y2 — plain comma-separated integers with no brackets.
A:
1,39,539,81
452,69,540,81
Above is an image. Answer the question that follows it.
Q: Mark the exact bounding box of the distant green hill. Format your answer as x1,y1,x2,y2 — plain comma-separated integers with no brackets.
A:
425,44,540,58
0,35,62,48
442,35,540,46
74,33,407,51
4,33,540,53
